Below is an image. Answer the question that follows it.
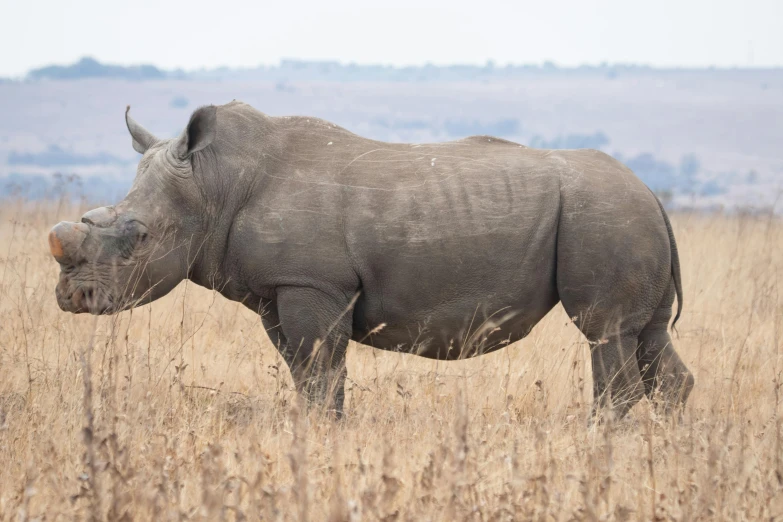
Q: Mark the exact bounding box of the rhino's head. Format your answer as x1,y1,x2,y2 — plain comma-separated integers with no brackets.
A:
51,105,218,314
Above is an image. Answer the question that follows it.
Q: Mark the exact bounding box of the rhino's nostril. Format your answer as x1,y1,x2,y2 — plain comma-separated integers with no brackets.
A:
71,288,85,310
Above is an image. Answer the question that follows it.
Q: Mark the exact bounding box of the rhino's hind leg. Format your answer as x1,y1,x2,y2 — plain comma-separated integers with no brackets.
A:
637,281,694,414
587,333,646,420
558,268,649,420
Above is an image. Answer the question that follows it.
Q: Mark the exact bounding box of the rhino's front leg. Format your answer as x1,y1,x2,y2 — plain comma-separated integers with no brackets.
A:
270,286,353,417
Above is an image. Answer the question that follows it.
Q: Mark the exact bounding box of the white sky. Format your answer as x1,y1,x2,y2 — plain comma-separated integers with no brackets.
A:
2,0,782,76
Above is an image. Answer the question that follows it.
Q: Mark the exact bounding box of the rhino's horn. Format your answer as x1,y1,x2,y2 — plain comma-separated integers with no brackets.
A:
49,222,89,265
125,105,158,154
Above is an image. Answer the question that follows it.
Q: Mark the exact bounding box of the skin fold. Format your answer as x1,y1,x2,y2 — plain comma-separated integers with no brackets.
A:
50,101,694,420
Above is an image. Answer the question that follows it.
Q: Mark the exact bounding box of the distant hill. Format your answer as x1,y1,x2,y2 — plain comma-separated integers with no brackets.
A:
20,57,783,83
28,57,169,81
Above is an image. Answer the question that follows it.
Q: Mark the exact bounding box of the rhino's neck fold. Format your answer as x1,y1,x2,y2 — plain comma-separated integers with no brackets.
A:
185,162,263,294
180,104,275,293
185,200,237,293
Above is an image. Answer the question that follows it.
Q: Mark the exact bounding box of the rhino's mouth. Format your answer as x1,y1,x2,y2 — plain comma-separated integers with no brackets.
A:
55,274,118,315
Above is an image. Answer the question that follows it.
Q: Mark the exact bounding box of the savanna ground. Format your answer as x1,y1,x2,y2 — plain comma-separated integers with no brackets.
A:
1,200,782,521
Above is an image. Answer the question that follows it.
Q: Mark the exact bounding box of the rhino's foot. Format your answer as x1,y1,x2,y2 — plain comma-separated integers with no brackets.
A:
298,398,345,422
295,369,347,421
588,396,643,428
586,410,641,432
645,375,694,424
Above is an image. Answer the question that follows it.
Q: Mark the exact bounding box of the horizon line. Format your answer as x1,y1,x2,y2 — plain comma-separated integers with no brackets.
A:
4,55,783,81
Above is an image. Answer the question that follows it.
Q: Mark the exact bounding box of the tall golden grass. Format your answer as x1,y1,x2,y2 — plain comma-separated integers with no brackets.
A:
0,201,782,521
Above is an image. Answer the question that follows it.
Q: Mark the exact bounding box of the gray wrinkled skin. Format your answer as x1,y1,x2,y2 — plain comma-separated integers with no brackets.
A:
51,101,694,420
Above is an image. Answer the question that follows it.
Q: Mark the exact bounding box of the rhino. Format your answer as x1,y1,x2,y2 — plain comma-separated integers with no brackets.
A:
50,101,694,420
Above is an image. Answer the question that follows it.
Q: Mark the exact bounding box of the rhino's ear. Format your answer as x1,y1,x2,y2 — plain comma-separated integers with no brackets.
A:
173,105,217,160
125,106,158,154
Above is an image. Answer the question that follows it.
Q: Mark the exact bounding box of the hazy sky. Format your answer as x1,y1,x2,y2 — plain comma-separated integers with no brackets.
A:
2,0,781,76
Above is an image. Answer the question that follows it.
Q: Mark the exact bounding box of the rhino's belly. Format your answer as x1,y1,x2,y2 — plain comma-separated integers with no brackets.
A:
349,216,560,359
351,277,559,360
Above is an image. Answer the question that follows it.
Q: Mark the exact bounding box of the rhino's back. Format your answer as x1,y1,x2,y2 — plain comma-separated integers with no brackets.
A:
262,117,561,238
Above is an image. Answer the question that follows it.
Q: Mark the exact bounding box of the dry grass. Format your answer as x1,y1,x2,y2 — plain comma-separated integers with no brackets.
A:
1,201,782,521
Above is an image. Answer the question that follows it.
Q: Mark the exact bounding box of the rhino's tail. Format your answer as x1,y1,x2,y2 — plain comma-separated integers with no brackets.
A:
653,195,683,332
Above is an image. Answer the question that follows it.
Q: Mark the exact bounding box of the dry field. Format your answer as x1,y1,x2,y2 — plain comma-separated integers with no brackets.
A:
1,201,782,521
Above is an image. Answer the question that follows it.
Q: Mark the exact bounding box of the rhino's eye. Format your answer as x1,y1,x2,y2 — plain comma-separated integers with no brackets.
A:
135,224,149,244
123,220,149,245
